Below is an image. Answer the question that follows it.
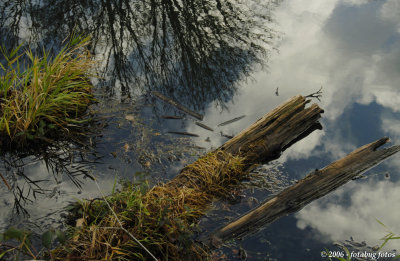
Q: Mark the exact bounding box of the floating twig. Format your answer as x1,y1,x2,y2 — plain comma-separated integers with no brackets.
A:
168,131,199,137
161,115,184,120
195,122,214,132
190,145,206,150
0,172,11,190
152,91,203,120
217,115,246,127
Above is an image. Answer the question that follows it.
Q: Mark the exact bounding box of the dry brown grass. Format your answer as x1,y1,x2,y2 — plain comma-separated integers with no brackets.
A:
53,150,247,260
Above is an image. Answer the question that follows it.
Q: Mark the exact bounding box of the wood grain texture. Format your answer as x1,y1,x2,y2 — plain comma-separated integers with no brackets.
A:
206,137,400,245
167,95,324,188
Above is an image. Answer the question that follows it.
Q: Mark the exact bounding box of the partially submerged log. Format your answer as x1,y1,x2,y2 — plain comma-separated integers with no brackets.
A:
52,95,325,260
167,95,324,188
53,95,400,260
205,137,400,246
51,93,400,261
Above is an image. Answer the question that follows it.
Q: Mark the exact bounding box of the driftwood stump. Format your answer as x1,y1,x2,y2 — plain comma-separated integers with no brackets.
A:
160,95,399,249
167,95,324,189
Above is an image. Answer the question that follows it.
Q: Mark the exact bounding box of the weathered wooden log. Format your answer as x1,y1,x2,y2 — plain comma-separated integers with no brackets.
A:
167,95,324,188
204,137,400,246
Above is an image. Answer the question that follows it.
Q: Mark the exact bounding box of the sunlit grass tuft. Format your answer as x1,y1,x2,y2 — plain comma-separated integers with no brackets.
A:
0,34,96,146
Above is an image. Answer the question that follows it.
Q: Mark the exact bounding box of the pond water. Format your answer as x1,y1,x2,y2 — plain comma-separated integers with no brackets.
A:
1,0,400,260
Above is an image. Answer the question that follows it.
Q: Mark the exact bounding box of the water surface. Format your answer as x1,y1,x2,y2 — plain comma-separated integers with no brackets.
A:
192,1,400,259
1,0,400,260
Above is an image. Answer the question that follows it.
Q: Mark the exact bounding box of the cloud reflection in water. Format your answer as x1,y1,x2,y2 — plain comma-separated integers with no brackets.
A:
296,179,400,251
188,0,400,257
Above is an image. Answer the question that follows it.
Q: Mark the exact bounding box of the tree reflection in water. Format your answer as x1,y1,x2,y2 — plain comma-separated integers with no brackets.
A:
0,0,280,110
0,124,103,216
0,0,281,218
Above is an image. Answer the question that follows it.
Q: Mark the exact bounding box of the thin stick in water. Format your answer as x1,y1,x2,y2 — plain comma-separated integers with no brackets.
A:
152,91,203,120
0,172,11,190
161,115,184,119
168,131,199,137
218,115,246,127
195,122,214,132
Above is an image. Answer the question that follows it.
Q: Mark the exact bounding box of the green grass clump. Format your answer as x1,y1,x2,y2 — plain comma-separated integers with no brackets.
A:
0,34,96,146
53,151,247,260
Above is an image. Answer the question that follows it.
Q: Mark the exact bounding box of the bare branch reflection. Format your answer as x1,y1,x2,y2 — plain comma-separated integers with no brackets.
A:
0,0,281,217
0,0,281,110
0,122,103,216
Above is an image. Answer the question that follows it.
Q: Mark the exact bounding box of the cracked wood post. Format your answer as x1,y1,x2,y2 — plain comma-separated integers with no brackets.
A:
204,137,400,246
166,95,324,188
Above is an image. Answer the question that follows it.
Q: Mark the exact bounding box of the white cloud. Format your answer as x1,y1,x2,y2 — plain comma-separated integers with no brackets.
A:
273,0,400,120
281,130,325,161
296,179,400,250
382,117,400,140
380,0,400,32
192,0,400,161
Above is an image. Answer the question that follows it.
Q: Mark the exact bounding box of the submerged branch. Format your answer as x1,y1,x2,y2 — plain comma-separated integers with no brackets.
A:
152,91,204,120
0,172,11,190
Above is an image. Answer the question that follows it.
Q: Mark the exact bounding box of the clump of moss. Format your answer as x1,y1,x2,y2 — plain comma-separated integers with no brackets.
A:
53,150,247,260
0,34,96,147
